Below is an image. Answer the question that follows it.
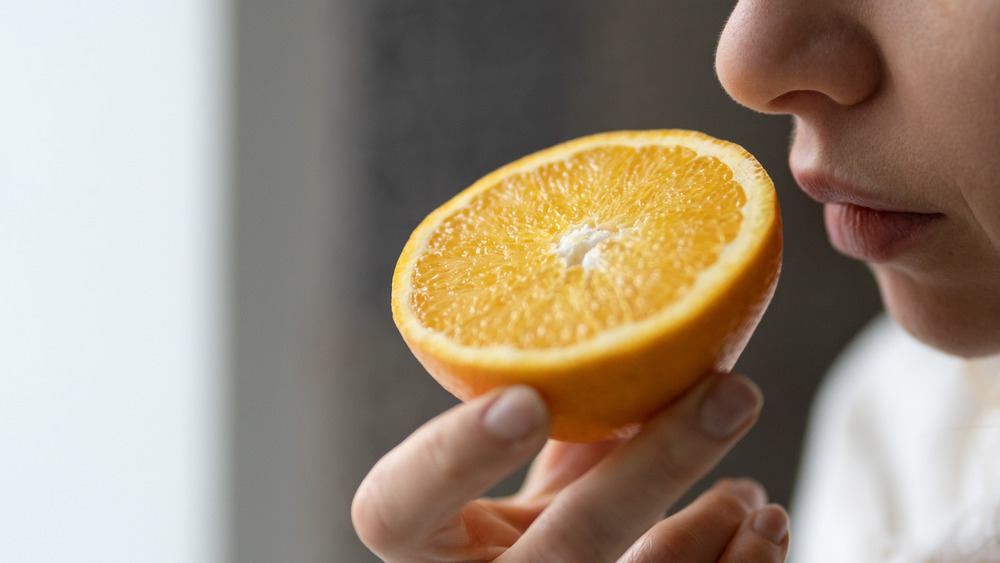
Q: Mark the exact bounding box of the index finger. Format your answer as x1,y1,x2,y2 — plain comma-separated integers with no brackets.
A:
351,385,549,560
501,372,763,562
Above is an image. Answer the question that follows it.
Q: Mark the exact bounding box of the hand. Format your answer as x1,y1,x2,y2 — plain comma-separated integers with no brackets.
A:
352,372,790,562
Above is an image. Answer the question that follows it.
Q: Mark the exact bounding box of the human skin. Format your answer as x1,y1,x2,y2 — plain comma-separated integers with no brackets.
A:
354,1,1000,559
352,377,789,561
716,0,1000,357
354,0,1000,558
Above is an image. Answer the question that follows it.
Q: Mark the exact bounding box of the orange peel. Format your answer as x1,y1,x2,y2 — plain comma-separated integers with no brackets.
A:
392,130,782,442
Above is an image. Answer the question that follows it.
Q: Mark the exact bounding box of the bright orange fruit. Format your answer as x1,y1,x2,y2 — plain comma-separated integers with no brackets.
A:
392,130,781,442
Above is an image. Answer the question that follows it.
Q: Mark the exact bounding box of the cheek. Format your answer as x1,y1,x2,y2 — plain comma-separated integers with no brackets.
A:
890,11,1000,256
954,168,1000,256
933,62,1000,250
835,2,1000,356
928,97,1000,257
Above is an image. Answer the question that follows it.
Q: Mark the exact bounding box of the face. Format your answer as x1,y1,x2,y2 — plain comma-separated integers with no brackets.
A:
716,0,1000,357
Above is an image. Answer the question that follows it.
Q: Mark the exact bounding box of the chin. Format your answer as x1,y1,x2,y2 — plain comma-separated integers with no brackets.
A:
874,266,1000,358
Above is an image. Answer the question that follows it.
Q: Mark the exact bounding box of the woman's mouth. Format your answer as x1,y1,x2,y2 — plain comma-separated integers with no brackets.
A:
794,172,945,263
823,203,943,263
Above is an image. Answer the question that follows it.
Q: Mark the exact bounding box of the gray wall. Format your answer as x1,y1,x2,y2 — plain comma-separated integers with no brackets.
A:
231,2,883,561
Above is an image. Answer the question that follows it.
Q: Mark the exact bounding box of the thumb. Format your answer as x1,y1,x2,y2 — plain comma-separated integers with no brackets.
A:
352,386,549,557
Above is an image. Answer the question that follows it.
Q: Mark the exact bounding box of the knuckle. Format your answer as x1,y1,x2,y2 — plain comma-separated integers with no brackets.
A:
724,537,786,563
521,502,616,562
642,413,723,484
550,513,608,559
623,524,701,563
649,439,704,484
422,422,466,482
622,536,659,563
351,476,399,552
714,488,757,518
658,524,702,562
710,479,766,515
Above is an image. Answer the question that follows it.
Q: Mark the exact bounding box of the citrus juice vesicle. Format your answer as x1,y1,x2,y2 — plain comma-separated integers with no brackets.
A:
392,130,782,442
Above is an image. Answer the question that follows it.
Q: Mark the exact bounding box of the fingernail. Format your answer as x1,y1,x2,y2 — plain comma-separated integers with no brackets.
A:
699,375,762,439
752,505,789,545
723,478,767,510
483,386,547,441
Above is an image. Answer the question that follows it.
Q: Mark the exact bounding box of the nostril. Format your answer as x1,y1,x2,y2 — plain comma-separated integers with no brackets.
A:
765,90,838,114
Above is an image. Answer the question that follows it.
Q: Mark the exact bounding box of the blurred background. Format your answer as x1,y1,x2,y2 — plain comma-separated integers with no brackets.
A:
1,1,881,561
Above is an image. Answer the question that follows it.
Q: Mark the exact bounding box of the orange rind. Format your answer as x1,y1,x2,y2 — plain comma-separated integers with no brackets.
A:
392,130,782,442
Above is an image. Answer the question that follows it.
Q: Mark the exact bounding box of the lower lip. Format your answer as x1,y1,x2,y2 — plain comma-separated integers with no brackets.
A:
824,203,943,263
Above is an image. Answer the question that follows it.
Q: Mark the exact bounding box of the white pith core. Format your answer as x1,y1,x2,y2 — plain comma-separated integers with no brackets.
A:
553,225,622,270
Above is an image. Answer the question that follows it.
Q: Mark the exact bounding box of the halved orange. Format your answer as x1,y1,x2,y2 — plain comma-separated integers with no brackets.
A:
392,130,781,442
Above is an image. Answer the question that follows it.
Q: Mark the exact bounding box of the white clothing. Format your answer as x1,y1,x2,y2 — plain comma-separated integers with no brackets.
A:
790,314,1000,562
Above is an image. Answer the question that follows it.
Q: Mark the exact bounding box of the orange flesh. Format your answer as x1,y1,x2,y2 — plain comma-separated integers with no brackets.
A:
410,145,746,350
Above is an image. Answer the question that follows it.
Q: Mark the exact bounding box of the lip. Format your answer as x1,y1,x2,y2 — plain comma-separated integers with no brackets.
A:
793,172,944,263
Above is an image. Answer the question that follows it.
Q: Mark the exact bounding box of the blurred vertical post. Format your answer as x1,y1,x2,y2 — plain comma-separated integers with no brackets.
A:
229,0,365,561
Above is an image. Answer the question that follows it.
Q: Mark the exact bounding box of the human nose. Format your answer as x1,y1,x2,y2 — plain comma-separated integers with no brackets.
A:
715,0,882,115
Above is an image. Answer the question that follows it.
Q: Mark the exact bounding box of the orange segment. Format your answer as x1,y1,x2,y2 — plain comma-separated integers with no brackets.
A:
393,130,781,442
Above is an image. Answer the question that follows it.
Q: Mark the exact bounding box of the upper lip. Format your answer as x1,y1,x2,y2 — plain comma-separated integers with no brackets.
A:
791,170,935,215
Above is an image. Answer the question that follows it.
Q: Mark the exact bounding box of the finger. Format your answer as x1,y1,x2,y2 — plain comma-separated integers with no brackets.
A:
514,438,625,502
352,385,549,561
719,504,790,562
501,372,763,562
617,478,766,563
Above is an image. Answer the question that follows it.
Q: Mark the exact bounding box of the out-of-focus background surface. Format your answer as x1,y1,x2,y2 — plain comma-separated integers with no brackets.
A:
1,1,881,561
